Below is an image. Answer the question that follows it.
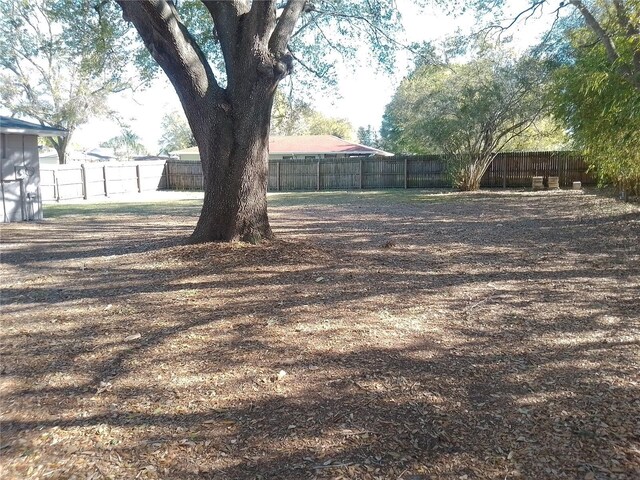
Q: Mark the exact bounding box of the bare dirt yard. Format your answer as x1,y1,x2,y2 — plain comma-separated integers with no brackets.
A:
1,189,639,480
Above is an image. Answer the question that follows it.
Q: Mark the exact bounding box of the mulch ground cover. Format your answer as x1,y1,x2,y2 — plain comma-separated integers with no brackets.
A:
1,189,639,479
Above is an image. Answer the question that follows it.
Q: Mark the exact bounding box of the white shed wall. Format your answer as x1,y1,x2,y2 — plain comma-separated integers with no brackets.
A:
1,133,42,222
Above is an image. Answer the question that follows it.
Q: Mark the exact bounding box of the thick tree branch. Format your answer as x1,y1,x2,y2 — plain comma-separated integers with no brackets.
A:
611,0,640,84
570,0,640,90
246,0,277,43
612,0,638,36
269,0,306,56
569,0,619,64
201,0,248,86
32,1,54,72
117,0,221,106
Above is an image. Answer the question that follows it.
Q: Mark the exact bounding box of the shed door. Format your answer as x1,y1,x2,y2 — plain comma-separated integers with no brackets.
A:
1,179,24,222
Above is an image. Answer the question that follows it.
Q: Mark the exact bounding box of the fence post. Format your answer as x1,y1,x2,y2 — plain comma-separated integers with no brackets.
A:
136,163,142,193
103,164,109,196
359,159,363,189
81,164,88,199
165,161,171,190
316,160,320,191
276,161,280,191
404,158,408,189
52,169,59,202
502,155,507,189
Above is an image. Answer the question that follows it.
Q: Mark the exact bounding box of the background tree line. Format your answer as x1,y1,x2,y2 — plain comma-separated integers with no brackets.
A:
379,0,639,195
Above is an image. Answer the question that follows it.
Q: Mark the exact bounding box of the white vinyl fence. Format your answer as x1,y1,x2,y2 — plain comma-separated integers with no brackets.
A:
40,160,167,201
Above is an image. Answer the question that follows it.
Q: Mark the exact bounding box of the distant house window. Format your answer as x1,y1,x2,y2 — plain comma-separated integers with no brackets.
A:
282,155,293,159
324,154,337,158
305,155,316,159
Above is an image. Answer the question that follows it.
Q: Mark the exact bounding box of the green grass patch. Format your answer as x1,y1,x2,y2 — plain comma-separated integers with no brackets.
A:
267,189,456,207
44,199,203,218
43,189,467,218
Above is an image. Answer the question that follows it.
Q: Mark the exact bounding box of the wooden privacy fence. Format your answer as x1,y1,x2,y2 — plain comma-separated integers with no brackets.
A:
165,151,594,192
40,160,167,201
481,151,593,188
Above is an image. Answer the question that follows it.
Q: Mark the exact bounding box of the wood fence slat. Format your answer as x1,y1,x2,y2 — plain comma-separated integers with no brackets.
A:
40,152,592,200
163,152,595,192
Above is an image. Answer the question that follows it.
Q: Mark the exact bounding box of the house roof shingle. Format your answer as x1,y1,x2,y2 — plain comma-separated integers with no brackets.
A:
269,135,392,156
171,135,392,157
0,116,68,137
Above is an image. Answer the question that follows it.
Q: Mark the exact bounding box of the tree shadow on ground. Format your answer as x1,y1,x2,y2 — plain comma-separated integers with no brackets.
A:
1,191,639,479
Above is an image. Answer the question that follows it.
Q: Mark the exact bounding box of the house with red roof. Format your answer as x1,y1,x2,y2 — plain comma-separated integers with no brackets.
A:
170,135,392,161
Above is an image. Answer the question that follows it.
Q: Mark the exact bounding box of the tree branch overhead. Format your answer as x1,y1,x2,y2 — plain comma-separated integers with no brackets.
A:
117,0,220,103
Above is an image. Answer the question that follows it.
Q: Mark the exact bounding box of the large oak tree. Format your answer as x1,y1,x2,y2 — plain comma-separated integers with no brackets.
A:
116,0,401,243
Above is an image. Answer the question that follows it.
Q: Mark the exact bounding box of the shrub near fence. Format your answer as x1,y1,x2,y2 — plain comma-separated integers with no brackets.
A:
40,160,168,201
166,151,594,192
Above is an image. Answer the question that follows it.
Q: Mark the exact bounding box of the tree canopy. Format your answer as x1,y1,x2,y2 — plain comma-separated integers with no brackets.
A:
564,0,639,92
357,125,382,148
271,90,354,139
479,0,639,92
553,16,640,196
101,126,148,160
0,0,135,163
382,44,553,189
158,110,197,155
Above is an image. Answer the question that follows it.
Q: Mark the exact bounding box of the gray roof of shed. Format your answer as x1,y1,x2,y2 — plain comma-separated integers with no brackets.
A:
0,116,68,137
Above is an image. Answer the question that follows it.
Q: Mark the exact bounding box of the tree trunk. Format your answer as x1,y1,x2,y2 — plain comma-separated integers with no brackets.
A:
116,0,301,243
48,135,69,165
190,117,273,243
455,154,492,191
188,85,275,244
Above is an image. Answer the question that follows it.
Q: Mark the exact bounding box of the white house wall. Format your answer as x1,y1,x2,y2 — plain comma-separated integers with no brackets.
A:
177,153,201,161
39,155,60,166
1,133,42,222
